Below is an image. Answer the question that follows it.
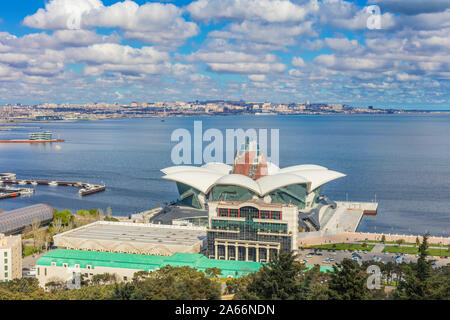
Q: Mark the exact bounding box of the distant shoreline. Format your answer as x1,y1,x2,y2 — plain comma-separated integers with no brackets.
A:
2,111,450,125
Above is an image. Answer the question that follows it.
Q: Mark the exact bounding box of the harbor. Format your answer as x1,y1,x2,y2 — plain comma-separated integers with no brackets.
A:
0,173,106,199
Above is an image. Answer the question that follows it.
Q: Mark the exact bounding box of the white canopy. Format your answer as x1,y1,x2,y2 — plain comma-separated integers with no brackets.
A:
211,174,262,195
162,170,223,194
162,163,345,196
278,164,328,173
256,173,311,195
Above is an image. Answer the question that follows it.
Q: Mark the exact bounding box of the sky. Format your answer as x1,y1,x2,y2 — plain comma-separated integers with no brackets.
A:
0,0,449,109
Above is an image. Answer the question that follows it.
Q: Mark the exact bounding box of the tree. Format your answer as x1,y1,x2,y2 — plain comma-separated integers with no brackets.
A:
31,218,40,248
205,267,222,279
381,235,386,243
327,258,370,300
106,207,113,218
238,251,306,300
52,218,63,235
393,234,435,299
98,208,105,220
415,237,420,247
54,209,72,225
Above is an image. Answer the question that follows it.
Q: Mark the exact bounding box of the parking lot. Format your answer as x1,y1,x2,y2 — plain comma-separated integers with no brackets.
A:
297,247,450,268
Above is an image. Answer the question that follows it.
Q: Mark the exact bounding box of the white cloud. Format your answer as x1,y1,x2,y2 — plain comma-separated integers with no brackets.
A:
187,0,319,23
23,0,198,47
188,50,286,74
324,37,360,52
248,74,267,81
291,56,305,67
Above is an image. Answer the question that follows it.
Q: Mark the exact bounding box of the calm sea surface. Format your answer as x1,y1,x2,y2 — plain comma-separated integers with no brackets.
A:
1,115,449,236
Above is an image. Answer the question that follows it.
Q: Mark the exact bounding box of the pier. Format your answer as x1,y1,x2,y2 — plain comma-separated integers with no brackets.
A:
0,173,106,198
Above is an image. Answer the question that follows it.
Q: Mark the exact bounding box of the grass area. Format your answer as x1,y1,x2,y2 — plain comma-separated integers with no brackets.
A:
303,243,375,252
360,240,450,248
382,246,450,256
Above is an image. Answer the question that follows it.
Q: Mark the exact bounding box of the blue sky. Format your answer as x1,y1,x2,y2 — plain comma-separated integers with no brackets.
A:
0,0,449,109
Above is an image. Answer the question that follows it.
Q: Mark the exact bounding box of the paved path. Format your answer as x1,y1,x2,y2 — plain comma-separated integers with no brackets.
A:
371,243,385,254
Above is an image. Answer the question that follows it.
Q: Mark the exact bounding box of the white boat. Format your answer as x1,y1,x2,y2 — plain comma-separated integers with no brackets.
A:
31,181,38,186
20,189,34,196
18,180,27,185
48,181,58,187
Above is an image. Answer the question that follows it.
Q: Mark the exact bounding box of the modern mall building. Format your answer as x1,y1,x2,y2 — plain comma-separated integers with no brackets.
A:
162,140,345,211
161,140,356,261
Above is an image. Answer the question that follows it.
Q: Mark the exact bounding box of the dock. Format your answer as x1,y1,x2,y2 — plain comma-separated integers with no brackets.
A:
0,173,105,199
0,186,35,199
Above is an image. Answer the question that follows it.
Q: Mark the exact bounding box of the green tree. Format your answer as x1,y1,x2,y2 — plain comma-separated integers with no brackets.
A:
327,258,370,300
205,267,222,278
54,209,73,225
238,251,306,300
381,235,386,243
393,234,435,299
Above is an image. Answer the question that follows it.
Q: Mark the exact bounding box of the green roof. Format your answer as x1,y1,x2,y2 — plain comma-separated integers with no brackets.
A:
37,249,333,278
37,250,263,277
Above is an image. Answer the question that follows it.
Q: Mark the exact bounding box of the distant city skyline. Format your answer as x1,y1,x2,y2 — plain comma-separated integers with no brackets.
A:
0,0,449,109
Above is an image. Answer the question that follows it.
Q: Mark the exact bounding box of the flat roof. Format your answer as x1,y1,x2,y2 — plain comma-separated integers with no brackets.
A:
37,249,263,277
37,249,333,277
54,221,206,246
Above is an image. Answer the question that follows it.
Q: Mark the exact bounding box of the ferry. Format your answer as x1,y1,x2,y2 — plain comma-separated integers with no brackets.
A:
29,131,53,140
0,131,64,143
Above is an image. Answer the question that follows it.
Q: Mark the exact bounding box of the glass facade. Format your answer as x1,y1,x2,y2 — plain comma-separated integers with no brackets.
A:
211,185,256,202
268,183,307,209
176,182,203,209
207,205,292,262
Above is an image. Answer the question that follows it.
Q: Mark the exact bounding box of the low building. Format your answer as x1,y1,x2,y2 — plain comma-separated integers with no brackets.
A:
53,221,207,256
36,249,263,287
0,233,22,282
0,204,54,235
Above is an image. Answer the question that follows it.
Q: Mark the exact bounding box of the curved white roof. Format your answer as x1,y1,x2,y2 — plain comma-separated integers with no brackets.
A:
211,174,262,195
278,164,328,173
162,170,224,194
161,166,209,175
257,173,311,195
162,163,345,197
201,162,232,175
290,170,346,192
266,161,280,175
